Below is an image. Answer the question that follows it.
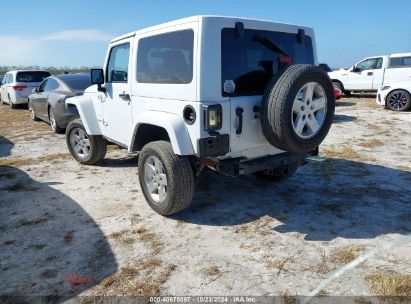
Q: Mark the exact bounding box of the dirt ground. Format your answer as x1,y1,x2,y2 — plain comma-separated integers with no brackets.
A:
0,96,410,302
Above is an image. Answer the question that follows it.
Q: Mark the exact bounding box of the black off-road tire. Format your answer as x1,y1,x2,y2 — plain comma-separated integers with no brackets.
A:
66,119,107,165
386,90,411,112
254,162,299,182
261,64,335,153
138,141,194,216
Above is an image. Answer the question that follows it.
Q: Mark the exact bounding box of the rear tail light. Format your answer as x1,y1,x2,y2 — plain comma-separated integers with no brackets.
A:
13,85,27,91
278,56,294,64
204,104,222,131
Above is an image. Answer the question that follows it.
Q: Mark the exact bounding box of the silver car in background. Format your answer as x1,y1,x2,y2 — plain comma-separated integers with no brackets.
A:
28,73,91,133
0,70,51,108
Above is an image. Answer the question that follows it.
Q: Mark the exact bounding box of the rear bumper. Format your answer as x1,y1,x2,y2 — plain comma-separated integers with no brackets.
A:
215,152,308,176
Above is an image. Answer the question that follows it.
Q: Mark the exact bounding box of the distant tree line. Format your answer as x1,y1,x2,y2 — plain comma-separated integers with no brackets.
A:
0,66,98,75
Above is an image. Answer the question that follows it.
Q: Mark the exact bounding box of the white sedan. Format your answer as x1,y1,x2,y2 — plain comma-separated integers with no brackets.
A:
377,81,411,111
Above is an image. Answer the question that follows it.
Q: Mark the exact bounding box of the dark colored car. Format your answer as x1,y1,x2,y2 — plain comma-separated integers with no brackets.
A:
319,63,332,73
28,73,91,133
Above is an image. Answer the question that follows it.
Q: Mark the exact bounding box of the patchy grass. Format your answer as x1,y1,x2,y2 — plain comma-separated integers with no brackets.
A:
63,231,74,243
94,258,175,296
266,256,294,275
18,213,50,227
330,245,365,264
0,153,70,167
2,180,37,192
365,272,411,297
33,244,47,249
357,139,384,148
0,171,16,179
202,265,221,277
322,146,360,160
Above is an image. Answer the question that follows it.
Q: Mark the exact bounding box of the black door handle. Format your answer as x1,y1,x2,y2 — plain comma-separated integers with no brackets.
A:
236,107,244,135
367,72,373,76
119,92,130,101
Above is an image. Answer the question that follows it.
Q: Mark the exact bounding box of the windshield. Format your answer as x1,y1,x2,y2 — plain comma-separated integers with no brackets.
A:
221,28,314,96
16,71,51,83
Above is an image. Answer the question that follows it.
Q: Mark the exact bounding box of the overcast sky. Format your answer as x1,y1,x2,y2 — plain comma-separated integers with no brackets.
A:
0,0,410,68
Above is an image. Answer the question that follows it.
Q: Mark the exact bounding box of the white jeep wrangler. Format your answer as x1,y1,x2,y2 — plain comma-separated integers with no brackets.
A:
65,16,335,215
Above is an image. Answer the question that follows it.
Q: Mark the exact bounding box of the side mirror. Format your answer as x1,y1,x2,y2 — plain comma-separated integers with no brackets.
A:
32,88,38,93
91,68,105,92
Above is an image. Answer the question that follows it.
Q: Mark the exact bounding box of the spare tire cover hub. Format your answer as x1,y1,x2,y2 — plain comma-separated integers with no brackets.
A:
292,82,327,139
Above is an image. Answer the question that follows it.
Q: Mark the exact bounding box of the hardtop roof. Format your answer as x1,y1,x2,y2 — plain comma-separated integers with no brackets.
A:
110,15,313,44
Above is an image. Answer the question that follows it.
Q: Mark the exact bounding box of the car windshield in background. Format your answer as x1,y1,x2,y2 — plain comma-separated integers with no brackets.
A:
58,74,92,91
16,71,51,82
221,28,314,96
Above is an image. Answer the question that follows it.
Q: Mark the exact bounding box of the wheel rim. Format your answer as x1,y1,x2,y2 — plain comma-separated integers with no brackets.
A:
291,82,327,139
28,101,35,119
69,127,91,158
49,108,57,130
144,156,168,204
389,91,408,110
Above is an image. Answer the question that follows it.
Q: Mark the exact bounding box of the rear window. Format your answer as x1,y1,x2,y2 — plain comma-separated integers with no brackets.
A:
221,28,314,96
137,30,194,84
16,71,51,83
58,74,92,91
389,56,411,68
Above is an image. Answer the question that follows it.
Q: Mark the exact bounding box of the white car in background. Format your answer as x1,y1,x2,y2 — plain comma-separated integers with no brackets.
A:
0,70,51,108
377,81,411,111
329,53,411,95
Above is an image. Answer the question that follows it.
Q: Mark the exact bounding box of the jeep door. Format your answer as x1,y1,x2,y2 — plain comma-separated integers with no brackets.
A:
221,27,315,153
102,39,133,145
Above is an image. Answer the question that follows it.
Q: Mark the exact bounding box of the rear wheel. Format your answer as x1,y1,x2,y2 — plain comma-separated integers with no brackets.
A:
49,107,64,133
254,162,299,182
8,95,17,109
386,90,411,111
28,100,40,121
66,119,107,165
138,141,194,216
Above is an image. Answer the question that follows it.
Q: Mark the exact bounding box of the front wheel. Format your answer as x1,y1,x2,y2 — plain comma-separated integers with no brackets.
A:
66,119,107,165
386,90,411,111
138,141,194,216
254,162,299,182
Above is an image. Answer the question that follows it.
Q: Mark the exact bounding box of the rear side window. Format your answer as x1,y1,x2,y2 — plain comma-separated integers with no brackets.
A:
107,43,130,83
59,74,92,91
44,79,59,92
389,56,411,68
221,28,314,96
137,30,194,84
16,71,51,82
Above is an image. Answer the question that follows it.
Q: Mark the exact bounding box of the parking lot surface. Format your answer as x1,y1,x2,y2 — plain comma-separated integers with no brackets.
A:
0,97,410,300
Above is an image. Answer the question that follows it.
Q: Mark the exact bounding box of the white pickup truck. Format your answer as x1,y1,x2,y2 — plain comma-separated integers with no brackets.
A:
328,53,411,95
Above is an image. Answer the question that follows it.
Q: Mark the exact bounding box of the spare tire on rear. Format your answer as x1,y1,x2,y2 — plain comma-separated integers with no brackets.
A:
261,64,335,153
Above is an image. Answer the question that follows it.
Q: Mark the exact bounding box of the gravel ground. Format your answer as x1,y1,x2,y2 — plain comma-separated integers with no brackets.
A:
0,96,410,302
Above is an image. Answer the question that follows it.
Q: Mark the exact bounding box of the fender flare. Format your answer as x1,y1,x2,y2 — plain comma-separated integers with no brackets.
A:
65,95,102,135
131,111,194,155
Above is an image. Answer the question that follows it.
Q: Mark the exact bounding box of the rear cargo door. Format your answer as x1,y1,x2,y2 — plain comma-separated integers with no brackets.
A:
221,27,315,153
